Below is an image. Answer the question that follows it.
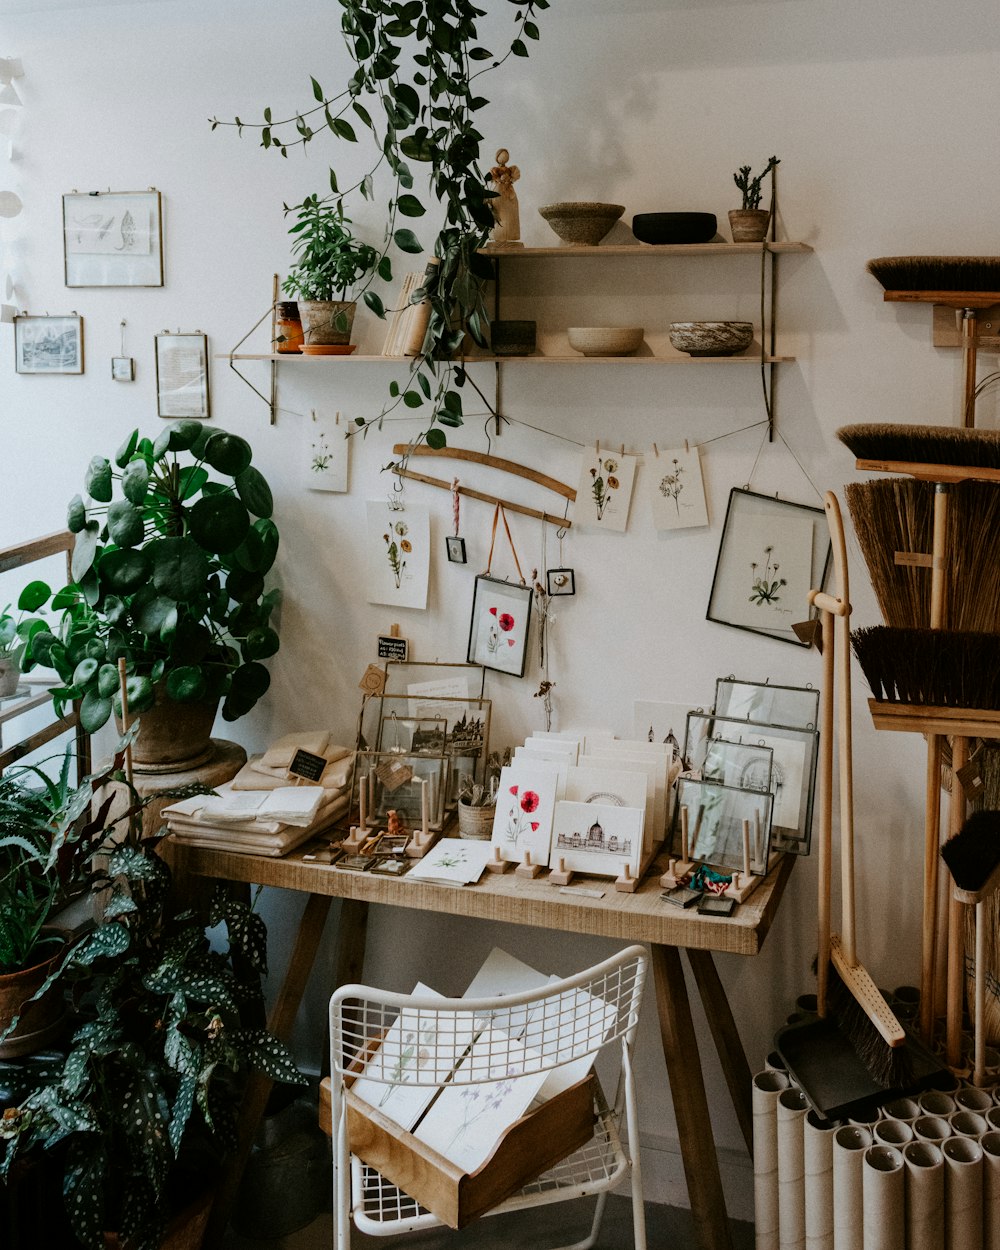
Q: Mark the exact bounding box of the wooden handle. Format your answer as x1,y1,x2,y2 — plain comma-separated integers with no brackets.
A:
391,443,576,501
816,603,834,1017
945,734,970,1069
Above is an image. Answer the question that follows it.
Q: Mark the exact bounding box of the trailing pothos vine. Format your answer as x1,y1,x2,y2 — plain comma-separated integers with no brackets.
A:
212,0,551,449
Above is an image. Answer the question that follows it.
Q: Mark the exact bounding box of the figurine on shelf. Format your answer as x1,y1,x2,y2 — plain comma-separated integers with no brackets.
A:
486,148,522,247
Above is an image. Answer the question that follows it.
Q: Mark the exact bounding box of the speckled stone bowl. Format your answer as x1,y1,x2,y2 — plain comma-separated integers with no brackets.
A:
538,202,626,246
668,321,754,357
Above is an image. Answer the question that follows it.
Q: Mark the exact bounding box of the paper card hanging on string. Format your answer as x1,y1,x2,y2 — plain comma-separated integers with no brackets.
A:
305,410,349,492
649,445,709,531
365,499,430,610
575,449,637,532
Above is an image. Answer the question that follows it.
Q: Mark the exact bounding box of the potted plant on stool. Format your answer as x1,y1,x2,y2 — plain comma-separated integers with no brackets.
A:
282,195,387,354
729,155,780,242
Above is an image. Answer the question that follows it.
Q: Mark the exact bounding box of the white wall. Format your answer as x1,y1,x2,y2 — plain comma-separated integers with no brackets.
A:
2,0,999,1216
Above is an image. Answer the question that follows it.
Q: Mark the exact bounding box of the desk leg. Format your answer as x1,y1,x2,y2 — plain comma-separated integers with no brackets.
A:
651,943,733,1250
686,948,753,1157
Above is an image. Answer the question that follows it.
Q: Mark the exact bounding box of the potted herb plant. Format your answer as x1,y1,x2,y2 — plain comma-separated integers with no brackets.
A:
20,421,280,767
0,582,49,698
729,155,780,242
282,195,385,352
0,761,304,1250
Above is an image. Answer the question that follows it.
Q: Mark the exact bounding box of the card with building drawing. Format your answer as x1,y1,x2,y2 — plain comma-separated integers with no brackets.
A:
549,800,643,879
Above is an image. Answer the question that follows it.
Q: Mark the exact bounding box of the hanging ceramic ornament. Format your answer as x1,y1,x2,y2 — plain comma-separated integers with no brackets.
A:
445,477,467,563
305,409,349,492
649,442,709,531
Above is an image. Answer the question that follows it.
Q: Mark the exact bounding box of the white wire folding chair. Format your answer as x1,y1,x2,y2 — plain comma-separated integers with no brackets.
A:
327,944,648,1250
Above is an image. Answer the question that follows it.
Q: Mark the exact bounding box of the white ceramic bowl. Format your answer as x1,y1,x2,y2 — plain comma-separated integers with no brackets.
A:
538,201,626,246
567,326,644,357
668,321,754,357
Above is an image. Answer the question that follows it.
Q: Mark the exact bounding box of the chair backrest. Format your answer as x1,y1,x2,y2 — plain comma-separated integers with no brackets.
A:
330,944,647,1091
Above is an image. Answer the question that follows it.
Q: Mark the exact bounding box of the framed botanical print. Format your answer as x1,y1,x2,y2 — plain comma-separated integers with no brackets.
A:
467,575,533,678
63,189,164,287
155,332,210,419
14,314,84,374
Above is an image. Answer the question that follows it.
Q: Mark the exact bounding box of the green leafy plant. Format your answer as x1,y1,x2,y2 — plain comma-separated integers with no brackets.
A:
0,756,303,1250
0,581,50,664
283,196,384,308
212,0,551,448
733,155,780,211
22,421,280,732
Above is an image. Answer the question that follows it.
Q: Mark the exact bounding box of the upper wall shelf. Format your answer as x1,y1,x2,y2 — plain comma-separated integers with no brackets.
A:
218,352,797,364
481,241,813,258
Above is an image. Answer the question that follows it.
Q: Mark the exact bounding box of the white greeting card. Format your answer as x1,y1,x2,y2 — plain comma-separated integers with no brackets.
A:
491,760,563,865
365,500,431,610
575,450,637,532
405,838,495,886
304,412,349,492
581,750,668,851
649,445,709,531
550,800,643,880
523,734,579,765
564,765,649,815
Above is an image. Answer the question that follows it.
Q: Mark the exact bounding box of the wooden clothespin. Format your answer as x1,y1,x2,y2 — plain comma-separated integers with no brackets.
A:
652,443,659,458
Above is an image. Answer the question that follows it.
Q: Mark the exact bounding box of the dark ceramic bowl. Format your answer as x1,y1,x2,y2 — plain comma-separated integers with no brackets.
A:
631,212,718,245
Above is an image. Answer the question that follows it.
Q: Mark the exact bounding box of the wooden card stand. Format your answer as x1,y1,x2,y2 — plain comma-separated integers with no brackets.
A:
485,846,512,874
340,825,368,854
659,806,694,890
614,864,638,894
514,850,544,880
547,856,574,886
404,827,443,859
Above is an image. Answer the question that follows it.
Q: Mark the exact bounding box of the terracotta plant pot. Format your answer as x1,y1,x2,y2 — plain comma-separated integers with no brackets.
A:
296,299,356,347
0,938,67,1059
457,799,496,840
728,209,771,243
116,689,220,772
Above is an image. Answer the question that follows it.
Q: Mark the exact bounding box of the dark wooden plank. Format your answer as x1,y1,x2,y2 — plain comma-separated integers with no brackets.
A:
686,948,753,1156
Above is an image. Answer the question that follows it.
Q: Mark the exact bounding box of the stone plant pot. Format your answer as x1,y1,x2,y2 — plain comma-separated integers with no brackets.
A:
728,209,771,243
115,688,220,773
457,799,496,840
0,655,19,697
296,299,357,348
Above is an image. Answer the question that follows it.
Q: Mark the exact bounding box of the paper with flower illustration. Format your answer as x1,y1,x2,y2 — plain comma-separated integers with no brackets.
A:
491,761,563,865
550,800,643,880
413,1026,549,1172
304,413,348,492
365,500,430,610
405,837,495,885
575,450,637,532
467,576,533,678
649,445,708,531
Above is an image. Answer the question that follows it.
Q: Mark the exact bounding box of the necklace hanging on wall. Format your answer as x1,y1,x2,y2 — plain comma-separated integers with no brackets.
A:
445,477,467,564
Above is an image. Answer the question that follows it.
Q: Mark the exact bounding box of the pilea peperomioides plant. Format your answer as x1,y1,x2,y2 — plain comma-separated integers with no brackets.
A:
212,0,551,448
22,421,280,731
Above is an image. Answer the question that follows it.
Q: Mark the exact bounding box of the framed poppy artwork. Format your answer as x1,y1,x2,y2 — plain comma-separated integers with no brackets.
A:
466,575,533,678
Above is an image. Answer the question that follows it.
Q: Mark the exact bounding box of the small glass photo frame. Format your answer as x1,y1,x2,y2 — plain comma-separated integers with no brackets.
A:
63,190,163,287
546,568,575,596
686,725,775,796
14,314,84,374
360,693,491,799
467,575,533,678
446,536,467,564
355,749,450,831
714,677,819,731
707,488,832,647
377,714,449,757
155,332,210,419
111,356,135,382
673,776,773,876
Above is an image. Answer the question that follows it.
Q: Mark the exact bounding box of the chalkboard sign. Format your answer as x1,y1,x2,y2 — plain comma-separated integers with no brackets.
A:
288,748,326,783
377,634,409,661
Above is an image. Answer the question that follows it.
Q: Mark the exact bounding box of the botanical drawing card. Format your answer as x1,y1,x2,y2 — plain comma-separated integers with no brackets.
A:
405,838,495,885
550,800,643,880
365,500,430,610
491,761,564,865
649,445,709,531
467,576,533,678
304,413,349,492
525,984,619,1101
575,450,637,533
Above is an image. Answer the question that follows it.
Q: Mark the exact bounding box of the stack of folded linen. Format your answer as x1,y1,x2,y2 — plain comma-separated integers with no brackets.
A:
163,781,350,857
230,732,354,793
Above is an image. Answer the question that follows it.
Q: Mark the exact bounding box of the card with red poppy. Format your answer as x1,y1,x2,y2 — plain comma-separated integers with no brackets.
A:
490,761,563,866
467,575,533,678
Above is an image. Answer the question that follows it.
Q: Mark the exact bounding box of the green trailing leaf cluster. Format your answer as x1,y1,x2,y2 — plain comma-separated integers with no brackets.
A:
20,421,280,732
0,742,304,1250
212,0,551,448
733,155,780,211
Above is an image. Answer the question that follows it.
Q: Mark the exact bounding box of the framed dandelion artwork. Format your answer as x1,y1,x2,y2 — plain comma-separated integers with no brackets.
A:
467,575,533,678
706,488,831,647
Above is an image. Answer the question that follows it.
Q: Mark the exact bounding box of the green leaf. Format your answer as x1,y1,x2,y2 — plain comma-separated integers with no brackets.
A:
117,674,154,715
225,568,265,604
17,580,50,613
98,546,151,594
114,428,139,468
469,47,493,60
243,626,280,661
311,75,324,101
189,494,251,554
389,380,400,397
363,290,385,317
72,657,99,688
238,1028,306,1084
121,459,149,506
393,227,423,254
511,37,529,56
97,663,120,697
202,432,253,477
176,464,209,502
135,595,174,637
165,419,204,452
332,117,357,142
221,662,271,721
107,500,143,548
80,689,113,733
231,518,279,576
352,100,373,129
70,522,100,584
67,495,87,533
402,391,423,408
425,428,448,450
165,666,207,703
235,465,274,518
524,19,540,38
377,255,393,282
84,456,112,502
148,536,211,600
396,194,426,218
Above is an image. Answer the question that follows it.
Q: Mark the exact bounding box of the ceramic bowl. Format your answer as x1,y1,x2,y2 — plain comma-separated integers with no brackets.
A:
632,212,718,245
567,326,644,357
668,321,754,357
538,201,626,246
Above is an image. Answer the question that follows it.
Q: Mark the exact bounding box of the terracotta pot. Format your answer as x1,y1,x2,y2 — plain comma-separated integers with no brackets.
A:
728,208,771,243
103,1187,213,1250
117,690,219,772
457,799,496,840
0,655,19,697
296,299,356,347
0,938,67,1059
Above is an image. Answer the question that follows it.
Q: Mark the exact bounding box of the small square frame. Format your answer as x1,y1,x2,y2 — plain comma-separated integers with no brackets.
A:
14,314,84,374
467,575,533,678
111,355,135,382
63,189,163,287
672,776,773,875
446,535,467,564
155,332,210,419
714,677,820,731
546,567,576,596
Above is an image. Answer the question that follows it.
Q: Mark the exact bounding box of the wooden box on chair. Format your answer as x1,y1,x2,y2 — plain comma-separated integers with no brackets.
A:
320,1071,597,1229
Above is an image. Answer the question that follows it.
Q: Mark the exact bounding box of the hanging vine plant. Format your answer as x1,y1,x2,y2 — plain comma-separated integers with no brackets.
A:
212,0,551,449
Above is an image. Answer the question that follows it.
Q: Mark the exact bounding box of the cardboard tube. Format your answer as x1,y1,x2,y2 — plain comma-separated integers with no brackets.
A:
833,1125,870,1250
862,1145,904,1250
956,1087,994,1115
778,1086,809,1250
919,1090,957,1117
754,1070,790,1250
804,1111,838,1250
950,1110,989,1139
987,1107,1000,1133
873,1119,914,1149
767,1051,788,1073
913,1115,952,1145
904,1140,945,1250
943,1135,983,1250
881,1096,920,1122
982,1131,1000,1250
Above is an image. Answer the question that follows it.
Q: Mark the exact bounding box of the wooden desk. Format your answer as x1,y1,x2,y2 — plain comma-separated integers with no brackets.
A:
170,840,795,1250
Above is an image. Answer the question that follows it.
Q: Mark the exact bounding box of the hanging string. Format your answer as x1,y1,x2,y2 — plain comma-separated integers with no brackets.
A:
743,422,771,491
777,429,825,503
694,418,769,449
484,503,526,583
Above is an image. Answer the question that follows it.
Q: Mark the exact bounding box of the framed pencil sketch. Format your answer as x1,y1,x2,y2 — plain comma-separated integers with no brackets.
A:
63,190,163,287
14,314,84,374
155,332,209,419
706,488,831,647
467,576,533,678
672,776,773,875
